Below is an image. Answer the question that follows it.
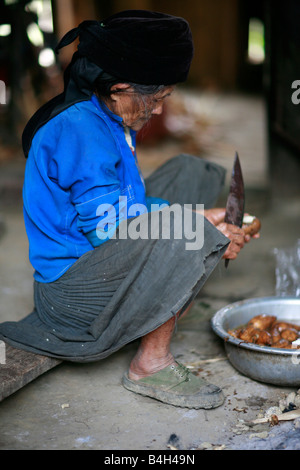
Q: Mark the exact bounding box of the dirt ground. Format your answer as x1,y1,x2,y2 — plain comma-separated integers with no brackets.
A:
1,91,300,451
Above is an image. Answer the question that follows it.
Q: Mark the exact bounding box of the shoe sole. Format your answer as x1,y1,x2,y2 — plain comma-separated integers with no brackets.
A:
122,373,225,409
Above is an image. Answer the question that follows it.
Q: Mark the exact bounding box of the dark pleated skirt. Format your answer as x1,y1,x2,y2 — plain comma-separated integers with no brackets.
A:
0,154,229,362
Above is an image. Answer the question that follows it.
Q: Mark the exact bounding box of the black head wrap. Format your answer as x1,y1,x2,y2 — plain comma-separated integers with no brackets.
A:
22,10,194,157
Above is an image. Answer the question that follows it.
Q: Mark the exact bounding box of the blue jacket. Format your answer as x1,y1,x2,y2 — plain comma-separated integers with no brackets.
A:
23,94,168,283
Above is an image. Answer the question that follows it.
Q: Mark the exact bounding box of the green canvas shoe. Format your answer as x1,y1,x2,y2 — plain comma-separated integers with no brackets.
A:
122,361,224,409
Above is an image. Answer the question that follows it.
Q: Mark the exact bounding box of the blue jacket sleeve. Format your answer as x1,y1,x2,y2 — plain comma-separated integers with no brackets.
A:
47,105,124,245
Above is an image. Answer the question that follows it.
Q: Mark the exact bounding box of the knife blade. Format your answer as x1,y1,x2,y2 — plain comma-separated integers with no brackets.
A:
224,152,245,267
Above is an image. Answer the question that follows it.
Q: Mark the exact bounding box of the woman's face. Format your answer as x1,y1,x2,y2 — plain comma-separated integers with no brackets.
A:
106,84,174,131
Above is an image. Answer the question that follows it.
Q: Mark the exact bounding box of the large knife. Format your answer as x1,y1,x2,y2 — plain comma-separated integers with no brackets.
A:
224,152,245,267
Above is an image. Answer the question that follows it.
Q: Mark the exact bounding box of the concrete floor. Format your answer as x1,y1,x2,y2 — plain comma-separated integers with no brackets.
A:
1,91,300,450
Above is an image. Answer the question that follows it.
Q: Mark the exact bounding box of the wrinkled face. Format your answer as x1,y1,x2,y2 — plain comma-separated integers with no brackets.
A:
106,84,174,131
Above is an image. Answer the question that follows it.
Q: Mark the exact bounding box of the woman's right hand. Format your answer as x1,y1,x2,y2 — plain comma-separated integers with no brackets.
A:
203,208,251,260
215,222,246,260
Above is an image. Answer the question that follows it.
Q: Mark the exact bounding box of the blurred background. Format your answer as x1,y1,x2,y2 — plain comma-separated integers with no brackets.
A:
0,0,299,204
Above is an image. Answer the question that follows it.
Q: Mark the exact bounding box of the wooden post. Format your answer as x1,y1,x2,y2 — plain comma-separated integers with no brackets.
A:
53,0,77,67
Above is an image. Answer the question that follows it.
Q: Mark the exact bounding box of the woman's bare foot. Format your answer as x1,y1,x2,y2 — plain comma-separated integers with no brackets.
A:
128,351,175,381
128,303,195,381
128,316,176,381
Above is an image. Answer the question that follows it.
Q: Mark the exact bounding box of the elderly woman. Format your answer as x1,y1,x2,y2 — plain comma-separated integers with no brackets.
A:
0,11,251,409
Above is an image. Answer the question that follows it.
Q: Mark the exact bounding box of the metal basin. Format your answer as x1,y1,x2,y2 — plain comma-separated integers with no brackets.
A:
211,297,300,386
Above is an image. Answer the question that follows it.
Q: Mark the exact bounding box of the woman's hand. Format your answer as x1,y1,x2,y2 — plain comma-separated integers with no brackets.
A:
203,208,260,260
203,208,226,226
215,222,246,260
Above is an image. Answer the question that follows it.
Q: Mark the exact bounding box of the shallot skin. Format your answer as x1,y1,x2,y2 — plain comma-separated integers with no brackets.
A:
280,328,299,342
248,315,276,330
238,326,272,345
273,321,300,332
228,315,300,349
271,339,293,349
270,325,282,343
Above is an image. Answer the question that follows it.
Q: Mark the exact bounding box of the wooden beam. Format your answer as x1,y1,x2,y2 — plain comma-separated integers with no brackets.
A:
0,343,61,402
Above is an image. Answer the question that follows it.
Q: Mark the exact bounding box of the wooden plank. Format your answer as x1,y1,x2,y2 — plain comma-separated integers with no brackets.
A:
0,342,61,402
